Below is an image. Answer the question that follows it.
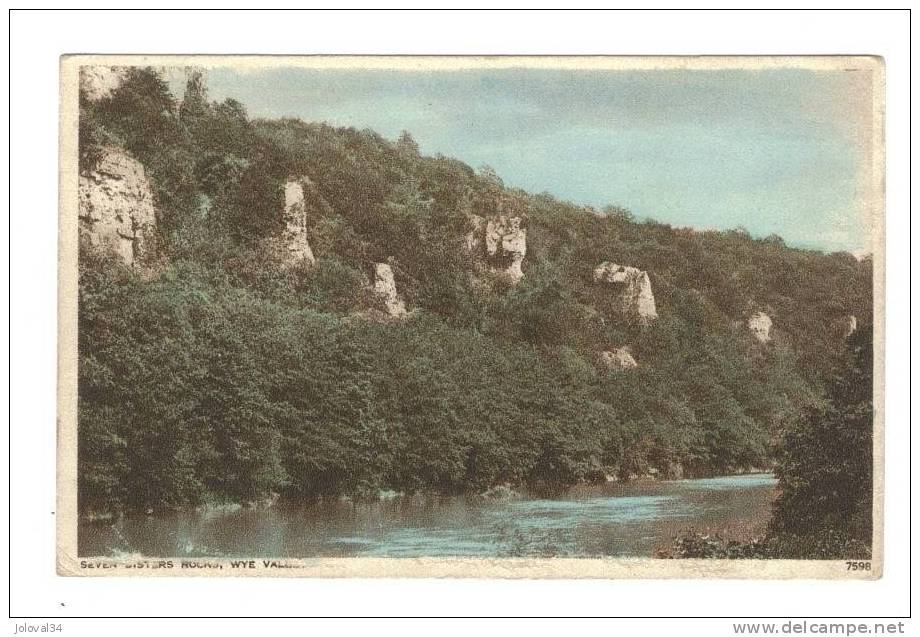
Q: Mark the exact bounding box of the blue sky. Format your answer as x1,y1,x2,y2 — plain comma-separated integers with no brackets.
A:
176,65,875,253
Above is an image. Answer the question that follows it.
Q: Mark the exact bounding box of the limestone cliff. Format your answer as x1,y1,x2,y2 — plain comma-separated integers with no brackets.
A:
79,66,169,102
281,178,317,267
598,347,638,371
78,147,156,266
827,314,858,342
593,262,658,324
79,66,131,102
373,263,408,318
843,315,858,339
748,311,773,343
466,214,527,284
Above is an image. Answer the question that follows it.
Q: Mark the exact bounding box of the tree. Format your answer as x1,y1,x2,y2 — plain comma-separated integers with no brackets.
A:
86,66,198,236
396,130,420,156
770,326,874,558
179,68,208,122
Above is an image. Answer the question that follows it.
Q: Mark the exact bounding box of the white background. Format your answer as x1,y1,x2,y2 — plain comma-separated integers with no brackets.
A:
5,5,914,633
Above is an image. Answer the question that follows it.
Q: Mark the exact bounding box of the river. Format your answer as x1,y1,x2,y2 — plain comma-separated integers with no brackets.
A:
79,473,776,558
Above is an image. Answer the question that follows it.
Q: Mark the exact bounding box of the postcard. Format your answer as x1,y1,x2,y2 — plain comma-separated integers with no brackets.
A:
58,55,884,578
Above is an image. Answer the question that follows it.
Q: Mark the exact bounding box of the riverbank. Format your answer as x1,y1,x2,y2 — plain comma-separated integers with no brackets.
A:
80,467,776,522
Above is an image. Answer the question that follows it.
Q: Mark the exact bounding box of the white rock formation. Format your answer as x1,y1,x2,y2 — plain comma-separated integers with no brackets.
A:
78,147,156,266
373,263,408,318
598,348,638,371
79,66,131,101
466,214,527,284
748,311,773,343
80,66,174,102
844,315,858,339
281,179,316,266
593,262,658,324
830,314,858,341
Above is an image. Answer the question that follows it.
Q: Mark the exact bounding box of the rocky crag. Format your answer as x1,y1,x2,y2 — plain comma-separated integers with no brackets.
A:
593,262,658,325
79,66,132,102
748,311,773,343
372,263,408,319
598,347,639,371
78,146,156,267
281,178,318,267
466,214,527,284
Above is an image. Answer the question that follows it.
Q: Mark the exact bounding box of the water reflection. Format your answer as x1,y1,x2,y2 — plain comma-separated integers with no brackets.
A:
80,473,776,558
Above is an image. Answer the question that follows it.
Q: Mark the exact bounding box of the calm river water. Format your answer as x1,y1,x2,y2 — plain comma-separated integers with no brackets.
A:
79,473,776,558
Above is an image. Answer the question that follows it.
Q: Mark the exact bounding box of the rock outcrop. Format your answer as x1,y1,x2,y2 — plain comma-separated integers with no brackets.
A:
372,263,408,318
593,262,658,324
748,311,773,343
843,315,858,339
829,314,858,341
78,147,156,266
598,347,638,371
79,66,172,102
281,178,317,267
466,214,527,284
79,66,131,101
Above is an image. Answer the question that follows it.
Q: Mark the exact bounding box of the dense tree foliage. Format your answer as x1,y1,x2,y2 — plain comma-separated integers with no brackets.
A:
663,327,873,560
77,67,874,558
768,326,874,558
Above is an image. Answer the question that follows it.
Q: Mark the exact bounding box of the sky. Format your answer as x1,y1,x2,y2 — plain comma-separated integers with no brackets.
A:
173,63,877,253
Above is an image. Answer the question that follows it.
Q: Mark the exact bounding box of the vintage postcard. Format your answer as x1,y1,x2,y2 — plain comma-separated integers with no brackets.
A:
57,55,884,578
